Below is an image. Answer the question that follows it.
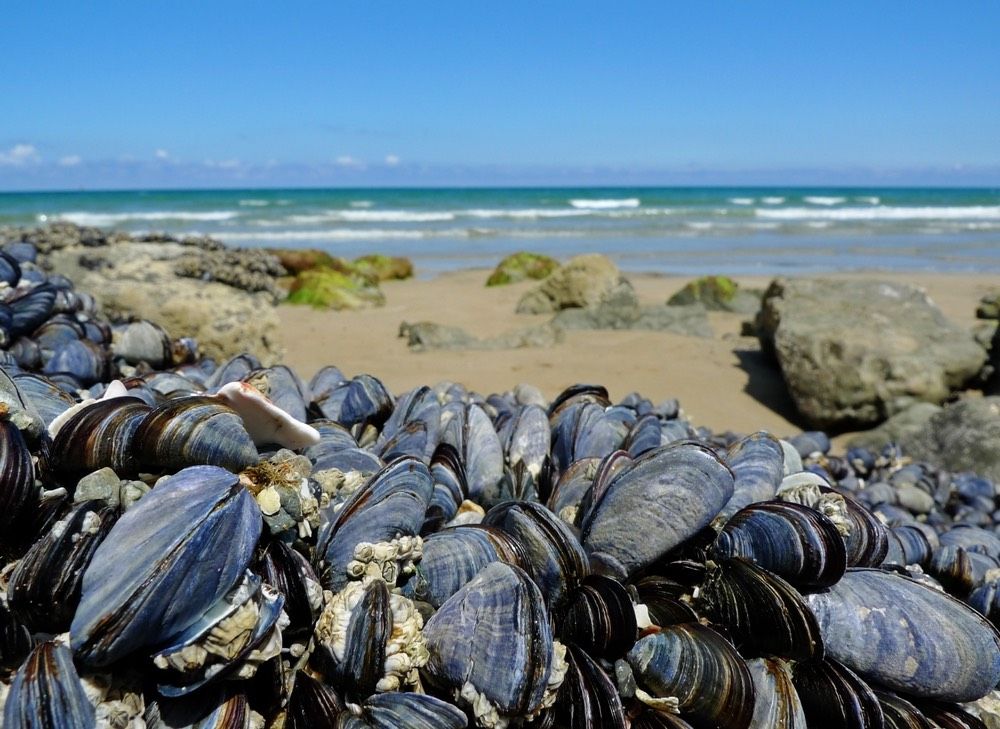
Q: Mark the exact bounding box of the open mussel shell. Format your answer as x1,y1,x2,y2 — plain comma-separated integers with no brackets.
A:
0,418,37,549
405,524,528,608
558,574,637,660
580,441,734,580
3,641,96,728
439,402,504,508
422,562,563,725
134,396,260,474
792,658,885,729
316,456,432,591
876,691,934,729
698,557,823,660
626,622,754,729
804,568,1000,702
71,465,262,667
553,644,627,729
747,658,807,729
713,500,847,589
254,540,323,638
334,693,468,729
717,431,785,523
483,500,589,613
49,396,152,482
8,499,118,634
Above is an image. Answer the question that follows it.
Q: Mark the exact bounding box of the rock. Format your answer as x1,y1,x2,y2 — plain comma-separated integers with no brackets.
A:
902,397,1000,481
667,275,761,314
266,248,339,275
757,278,987,428
978,290,1000,320
515,254,636,314
286,267,385,310
400,321,562,352
174,248,286,298
40,237,284,365
353,254,414,282
846,402,942,451
633,305,714,338
486,252,559,287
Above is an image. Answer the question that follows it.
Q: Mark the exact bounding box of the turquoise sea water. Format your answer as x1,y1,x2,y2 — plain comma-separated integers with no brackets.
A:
1,187,998,275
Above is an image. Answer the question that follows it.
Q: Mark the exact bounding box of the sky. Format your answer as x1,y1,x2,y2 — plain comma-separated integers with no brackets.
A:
1,2,998,190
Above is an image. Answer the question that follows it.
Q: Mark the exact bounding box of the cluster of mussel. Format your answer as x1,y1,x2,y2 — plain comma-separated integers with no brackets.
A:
0,254,998,727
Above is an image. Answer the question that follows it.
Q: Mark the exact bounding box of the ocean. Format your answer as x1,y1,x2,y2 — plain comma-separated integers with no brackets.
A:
1,187,999,275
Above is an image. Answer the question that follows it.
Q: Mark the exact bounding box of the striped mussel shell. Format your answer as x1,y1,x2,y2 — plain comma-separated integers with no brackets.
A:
145,688,252,729
403,525,528,608
286,672,344,729
713,500,847,589
313,373,394,435
747,658,807,729
7,499,118,634
331,693,468,729
32,313,85,353
205,352,262,390
546,456,600,527
697,557,823,661
254,540,323,639
422,562,566,727
133,395,260,474
242,364,311,425
421,442,468,533
71,465,262,667
439,402,504,508
551,644,627,729
501,403,551,484
0,601,34,671
969,579,1000,631
314,578,428,701
0,418,37,550
940,524,1000,559
885,524,934,568
632,574,700,627
9,372,75,428
928,544,1000,597
717,431,785,524
7,283,56,339
0,366,46,440
622,413,665,458
626,622,755,729
151,572,285,698
579,441,734,580
315,456,432,591
558,574,637,660
483,500,589,614
378,385,441,464
792,658,885,729
42,338,110,386
919,702,990,729
2,641,96,728
49,396,152,482
804,568,1000,702
876,691,935,729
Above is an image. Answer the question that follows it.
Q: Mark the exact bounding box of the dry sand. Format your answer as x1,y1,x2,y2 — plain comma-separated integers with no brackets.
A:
277,270,997,445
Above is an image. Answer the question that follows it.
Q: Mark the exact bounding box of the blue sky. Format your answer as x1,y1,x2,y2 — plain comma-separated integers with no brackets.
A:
1,2,998,189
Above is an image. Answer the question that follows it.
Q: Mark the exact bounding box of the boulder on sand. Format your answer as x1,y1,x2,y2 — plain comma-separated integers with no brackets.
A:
757,278,987,429
902,397,1000,481
516,254,636,314
486,252,559,287
667,275,761,314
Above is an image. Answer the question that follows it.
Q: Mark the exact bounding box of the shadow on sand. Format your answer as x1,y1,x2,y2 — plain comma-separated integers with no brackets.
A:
733,348,810,433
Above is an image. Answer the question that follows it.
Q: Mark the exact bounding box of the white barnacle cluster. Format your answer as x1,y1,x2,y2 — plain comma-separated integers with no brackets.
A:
376,588,429,692
346,536,423,584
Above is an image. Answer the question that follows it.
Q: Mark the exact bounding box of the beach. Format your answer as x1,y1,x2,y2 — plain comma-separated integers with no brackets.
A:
276,268,997,446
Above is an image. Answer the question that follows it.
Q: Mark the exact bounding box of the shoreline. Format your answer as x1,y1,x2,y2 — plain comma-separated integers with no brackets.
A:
276,267,997,447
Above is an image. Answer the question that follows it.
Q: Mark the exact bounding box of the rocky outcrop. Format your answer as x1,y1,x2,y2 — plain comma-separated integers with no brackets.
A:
4,223,286,364
399,321,563,351
977,290,1000,320
757,278,987,429
353,254,413,282
553,303,713,338
846,402,942,451
667,275,761,314
516,254,636,314
902,397,1000,481
286,268,385,310
486,252,559,287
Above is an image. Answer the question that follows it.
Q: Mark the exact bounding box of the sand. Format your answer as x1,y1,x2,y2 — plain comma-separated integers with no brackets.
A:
276,270,997,445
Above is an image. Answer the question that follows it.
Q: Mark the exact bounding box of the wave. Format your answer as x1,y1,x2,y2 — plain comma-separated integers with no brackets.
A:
803,196,846,205
761,196,785,205
856,196,880,205
349,200,373,208
269,210,457,224
49,211,239,226
756,205,1000,221
729,197,754,205
465,208,593,219
219,229,431,242
568,198,640,209
238,199,270,207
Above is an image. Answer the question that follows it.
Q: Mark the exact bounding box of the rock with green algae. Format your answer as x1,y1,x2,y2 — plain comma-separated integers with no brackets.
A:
353,253,414,281
667,275,761,314
266,248,340,275
486,251,560,287
286,267,386,310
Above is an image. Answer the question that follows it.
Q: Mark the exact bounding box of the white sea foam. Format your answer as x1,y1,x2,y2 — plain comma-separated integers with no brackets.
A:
761,196,785,204
270,210,456,224
50,211,239,226
219,229,432,242
803,196,846,205
465,208,593,220
729,197,754,205
686,222,714,230
756,205,1000,221
807,221,832,228
568,198,640,209
349,200,373,208
238,199,270,207
856,196,880,205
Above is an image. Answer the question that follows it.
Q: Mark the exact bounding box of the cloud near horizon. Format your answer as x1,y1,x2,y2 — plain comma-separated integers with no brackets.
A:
0,144,40,166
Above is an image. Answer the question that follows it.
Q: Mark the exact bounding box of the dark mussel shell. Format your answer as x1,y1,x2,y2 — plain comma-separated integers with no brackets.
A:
71,465,262,666
145,688,251,729
0,601,34,671
747,658,807,728
286,671,344,729
254,540,323,638
876,691,934,729
698,557,823,661
559,574,637,660
804,568,1000,702
717,431,785,523
49,396,152,482
333,693,468,729
580,441,734,580
626,622,754,729
918,702,989,729
553,644,628,729
713,500,847,589
439,402,504,508
2,641,96,728
313,373,394,433
0,418,37,550
792,658,885,729
111,320,173,368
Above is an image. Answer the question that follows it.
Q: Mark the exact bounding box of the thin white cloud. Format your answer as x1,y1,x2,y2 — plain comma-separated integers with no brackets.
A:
154,149,170,160
58,154,82,167
0,144,40,166
384,154,400,167
201,158,241,170
336,155,365,169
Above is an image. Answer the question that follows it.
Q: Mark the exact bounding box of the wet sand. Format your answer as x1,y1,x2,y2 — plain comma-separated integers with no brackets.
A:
276,270,996,445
